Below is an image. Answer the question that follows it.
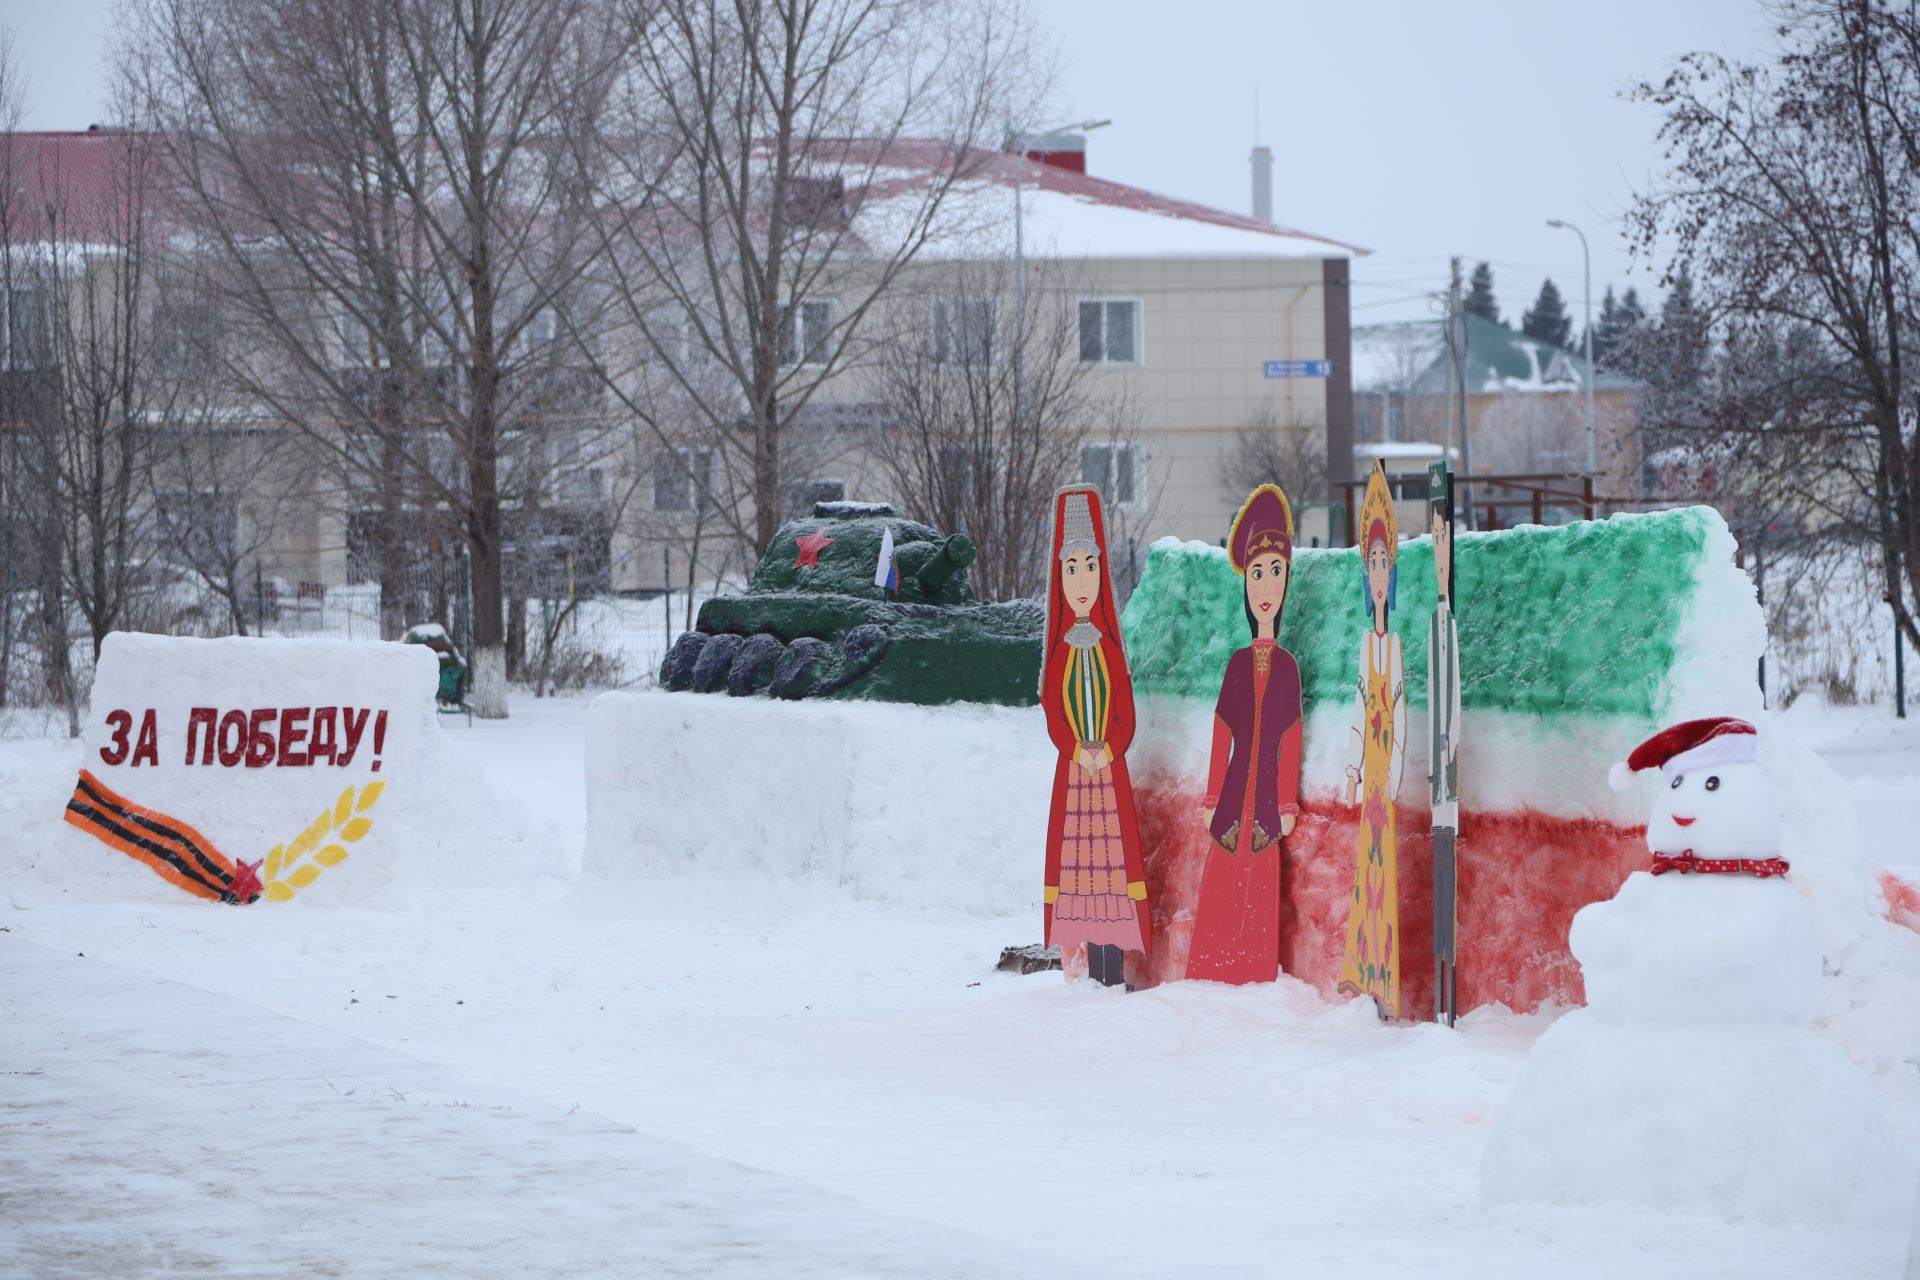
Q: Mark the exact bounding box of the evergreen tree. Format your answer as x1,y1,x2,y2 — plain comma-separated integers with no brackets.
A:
1464,261,1500,323
1657,268,1707,393
1591,285,1622,366
1520,278,1574,349
1618,286,1645,328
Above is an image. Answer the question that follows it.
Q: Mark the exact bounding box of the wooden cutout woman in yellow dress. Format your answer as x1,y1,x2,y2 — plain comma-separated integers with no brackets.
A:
1337,463,1406,1019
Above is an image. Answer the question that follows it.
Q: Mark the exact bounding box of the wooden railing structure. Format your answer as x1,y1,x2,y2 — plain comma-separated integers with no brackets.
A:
1330,471,1721,546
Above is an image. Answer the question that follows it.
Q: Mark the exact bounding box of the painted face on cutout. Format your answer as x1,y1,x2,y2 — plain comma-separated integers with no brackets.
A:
1367,538,1392,618
1431,509,1451,601
1060,549,1101,619
1246,551,1287,630
1646,759,1781,858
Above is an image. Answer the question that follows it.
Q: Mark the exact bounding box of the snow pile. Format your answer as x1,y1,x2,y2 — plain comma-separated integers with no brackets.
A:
584,691,1049,915
1483,741,1907,1225
10,633,549,906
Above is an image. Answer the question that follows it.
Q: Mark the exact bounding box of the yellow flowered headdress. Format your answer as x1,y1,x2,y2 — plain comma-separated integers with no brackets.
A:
1360,462,1398,562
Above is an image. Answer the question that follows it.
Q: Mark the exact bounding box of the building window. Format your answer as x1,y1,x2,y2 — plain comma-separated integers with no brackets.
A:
653,448,715,513
334,304,374,369
1077,299,1140,366
935,444,988,502
4,286,51,370
418,292,460,369
1081,442,1143,505
930,298,994,365
152,298,223,382
777,300,833,366
155,490,239,567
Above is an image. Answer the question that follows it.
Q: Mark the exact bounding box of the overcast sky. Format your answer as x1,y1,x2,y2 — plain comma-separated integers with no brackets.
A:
6,0,1777,328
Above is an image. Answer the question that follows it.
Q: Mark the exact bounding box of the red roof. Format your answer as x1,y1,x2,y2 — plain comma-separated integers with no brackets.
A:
0,130,176,246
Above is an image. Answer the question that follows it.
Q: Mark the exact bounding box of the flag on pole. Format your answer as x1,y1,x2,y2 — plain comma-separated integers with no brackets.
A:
873,526,899,594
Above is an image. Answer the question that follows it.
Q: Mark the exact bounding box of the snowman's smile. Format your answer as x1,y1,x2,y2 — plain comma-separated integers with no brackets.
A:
1672,816,1696,827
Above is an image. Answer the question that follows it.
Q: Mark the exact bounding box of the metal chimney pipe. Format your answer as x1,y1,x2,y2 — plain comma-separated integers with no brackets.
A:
1251,145,1274,222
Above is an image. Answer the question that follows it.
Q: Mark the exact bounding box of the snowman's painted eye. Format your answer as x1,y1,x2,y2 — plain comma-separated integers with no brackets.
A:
1670,774,1684,789
1705,775,1720,792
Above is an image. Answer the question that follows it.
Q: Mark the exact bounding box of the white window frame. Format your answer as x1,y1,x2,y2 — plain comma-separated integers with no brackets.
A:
1076,297,1144,367
929,297,995,365
777,299,835,367
1081,441,1146,508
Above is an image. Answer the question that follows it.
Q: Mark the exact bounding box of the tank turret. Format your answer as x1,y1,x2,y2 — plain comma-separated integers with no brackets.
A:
658,502,1040,706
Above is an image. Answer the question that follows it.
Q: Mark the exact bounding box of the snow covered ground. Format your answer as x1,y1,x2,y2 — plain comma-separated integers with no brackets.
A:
4,692,1918,1278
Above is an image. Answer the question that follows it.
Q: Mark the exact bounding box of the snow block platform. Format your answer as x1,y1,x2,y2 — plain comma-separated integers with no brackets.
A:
1120,507,1767,1014
42,633,540,906
585,692,1050,916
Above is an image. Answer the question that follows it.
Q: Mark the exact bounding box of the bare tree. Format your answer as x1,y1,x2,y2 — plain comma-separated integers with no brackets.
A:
584,0,1043,568
1218,398,1329,512
131,0,627,716
0,101,195,733
0,30,62,718
1628,0,1920,650
868,258,1121,600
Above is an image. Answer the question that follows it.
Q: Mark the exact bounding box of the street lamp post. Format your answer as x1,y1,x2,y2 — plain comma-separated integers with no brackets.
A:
1546,218,1596,477
1010,119,1109,443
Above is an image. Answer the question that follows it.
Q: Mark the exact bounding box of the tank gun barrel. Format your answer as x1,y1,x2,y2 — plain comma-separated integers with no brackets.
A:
914,533,976,595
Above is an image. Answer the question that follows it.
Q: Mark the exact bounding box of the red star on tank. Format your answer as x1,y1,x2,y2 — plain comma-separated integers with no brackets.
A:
792,531,834,568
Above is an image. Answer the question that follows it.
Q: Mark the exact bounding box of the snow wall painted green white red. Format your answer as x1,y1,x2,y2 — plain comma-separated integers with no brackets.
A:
1117,507,1769,1014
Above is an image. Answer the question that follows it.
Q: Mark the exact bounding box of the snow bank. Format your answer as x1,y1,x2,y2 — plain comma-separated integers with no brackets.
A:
1480,1012,1907,1225
19,633,548,907
585,691,1049,915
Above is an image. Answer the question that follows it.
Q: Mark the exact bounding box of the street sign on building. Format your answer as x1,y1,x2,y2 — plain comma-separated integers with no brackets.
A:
1263,359,1332,378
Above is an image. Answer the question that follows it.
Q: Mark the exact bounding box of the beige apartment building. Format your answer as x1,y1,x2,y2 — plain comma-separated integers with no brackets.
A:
628,137,1364,594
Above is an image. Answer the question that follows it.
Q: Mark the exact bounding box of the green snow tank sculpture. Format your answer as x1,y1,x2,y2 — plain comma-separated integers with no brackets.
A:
658,502,1042,706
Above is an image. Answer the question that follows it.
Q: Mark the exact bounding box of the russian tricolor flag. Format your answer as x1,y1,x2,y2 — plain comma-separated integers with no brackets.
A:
873,526,899,594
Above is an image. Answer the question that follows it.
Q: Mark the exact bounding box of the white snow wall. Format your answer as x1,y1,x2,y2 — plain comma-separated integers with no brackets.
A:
585,692,1050,917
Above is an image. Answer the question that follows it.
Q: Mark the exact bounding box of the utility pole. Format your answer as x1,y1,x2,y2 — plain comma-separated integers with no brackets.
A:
1547,219,1597,477
1449,257,1474,529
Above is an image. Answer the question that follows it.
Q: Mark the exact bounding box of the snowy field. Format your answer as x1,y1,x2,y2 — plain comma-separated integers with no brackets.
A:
4,693,1919,1278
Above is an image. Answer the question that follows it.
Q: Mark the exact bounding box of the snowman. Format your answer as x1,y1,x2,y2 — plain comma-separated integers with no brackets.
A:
1482,717,1903,1225
1580,717,1817,1026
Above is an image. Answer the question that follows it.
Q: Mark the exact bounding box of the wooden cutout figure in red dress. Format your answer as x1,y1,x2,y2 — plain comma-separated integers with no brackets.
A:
1041,484,1151,987
1188,484,1304,984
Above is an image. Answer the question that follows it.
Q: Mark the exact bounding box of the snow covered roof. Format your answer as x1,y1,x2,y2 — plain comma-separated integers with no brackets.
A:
848,138,1366,262
1356,441,1457,462
1352,315,1636,395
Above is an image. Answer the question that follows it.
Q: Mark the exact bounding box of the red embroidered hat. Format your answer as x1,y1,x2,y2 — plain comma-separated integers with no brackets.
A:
1608,716,1759,791
1228,484,1294,572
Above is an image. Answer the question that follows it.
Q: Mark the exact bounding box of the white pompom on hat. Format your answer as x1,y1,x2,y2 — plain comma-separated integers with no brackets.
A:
1609,717,1759,791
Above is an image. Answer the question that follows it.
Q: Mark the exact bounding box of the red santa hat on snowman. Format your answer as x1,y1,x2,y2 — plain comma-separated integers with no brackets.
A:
1608,716,1758,792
